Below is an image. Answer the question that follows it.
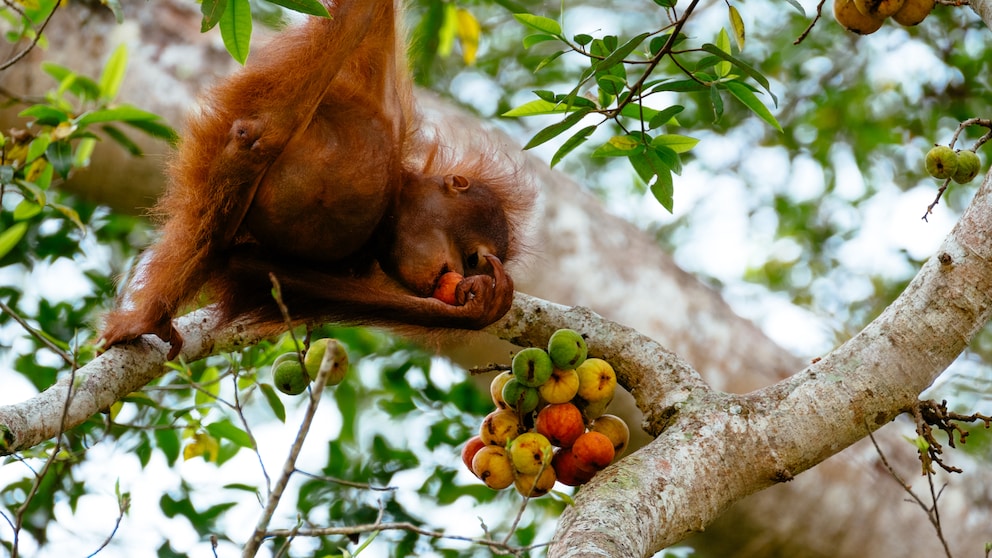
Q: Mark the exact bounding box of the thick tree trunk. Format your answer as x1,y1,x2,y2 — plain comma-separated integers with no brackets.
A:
1,2,990,556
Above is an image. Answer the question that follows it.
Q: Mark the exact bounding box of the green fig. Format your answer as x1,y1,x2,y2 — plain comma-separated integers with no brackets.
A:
501,378,540,414
925,145,958,180
304,338,349,386
273,358,310,395
511,347,554,387
547,328,588,370
951,150,981,184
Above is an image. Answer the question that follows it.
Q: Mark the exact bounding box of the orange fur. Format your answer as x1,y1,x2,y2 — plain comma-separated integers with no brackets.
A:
100,0,534,359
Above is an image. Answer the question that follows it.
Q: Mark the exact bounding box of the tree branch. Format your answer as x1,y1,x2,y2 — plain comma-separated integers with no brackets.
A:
970,0,992,31
547,168,992,557
0,309,266,455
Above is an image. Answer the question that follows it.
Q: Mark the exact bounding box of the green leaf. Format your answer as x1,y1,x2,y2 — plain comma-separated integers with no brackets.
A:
630,148,666,183
699,43,777,105
201,0,226,32
104,0,124,23
783,0,806,15
45,140,73,179
710,84,724,121
533,90,556,102
591,135,643,158
102,125,143,156
123,119,179,144
551,125,595,167
99,44,128,102
651,79,709,94
26,135,51,164
618,103,661,123
220,0,252,65
195,366,221,408
535,50,566,72
523,33,559,49
574,33,593,46
12,200,41,221
136,432,152,467
652,134,699,153
524,107,594,150
436,3,457,58
154,427,182,466
715,28,732,78
0,222,28,261
652,144,683,175
724,80,782,132
18,105,69,126
264,0,329,17
75,105,160,125
42,63,102,102
74,137,97,167
595,32,650,73
503,98,578,117
647,104,685,129
650,167,675,212
50,202,84,232
596,74,626,97
205,420,253,449
513,13,562,37
728,5,746,52
259,383,287,422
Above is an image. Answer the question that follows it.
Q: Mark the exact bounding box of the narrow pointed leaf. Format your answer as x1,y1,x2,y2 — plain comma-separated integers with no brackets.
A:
265,0,329,17
0,222,28,261
201,0,226,31
647,104,684,129
724,80,782,132
700,43,777,105
98,44,128,102
650,168,675,213
551,125,596,167
729,5,746,52
591,135,643,158
219,0,252,65
45,140,73,179
513,13,562,36
652,134,699,153
715,29,731,78
524,108,594,150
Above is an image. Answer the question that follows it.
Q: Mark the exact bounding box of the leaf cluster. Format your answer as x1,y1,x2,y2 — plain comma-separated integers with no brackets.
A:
503,3,781,212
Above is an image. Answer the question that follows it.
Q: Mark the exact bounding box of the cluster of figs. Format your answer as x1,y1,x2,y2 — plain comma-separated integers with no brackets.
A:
925,145,983,184
271,338,348,395
461,329,631,498
834,0,934,34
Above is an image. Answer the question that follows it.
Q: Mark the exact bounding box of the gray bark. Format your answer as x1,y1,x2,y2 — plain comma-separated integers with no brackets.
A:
1,2,990,556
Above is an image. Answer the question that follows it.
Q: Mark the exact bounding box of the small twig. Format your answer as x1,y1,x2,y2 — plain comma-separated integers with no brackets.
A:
501,455,553,546
0,299,74,366
923,178,953,221
263,520,546,556
609,0,702,119
468,362,510,376
85,490,130,558
794,0,828,45
293,469,397,491
12,359,79,558
242,275,343,557
867,427,953,558
230,367,272,497
0,0,59,72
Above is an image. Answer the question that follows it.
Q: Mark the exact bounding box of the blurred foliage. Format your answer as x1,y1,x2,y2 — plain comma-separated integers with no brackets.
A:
2,0,992,556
